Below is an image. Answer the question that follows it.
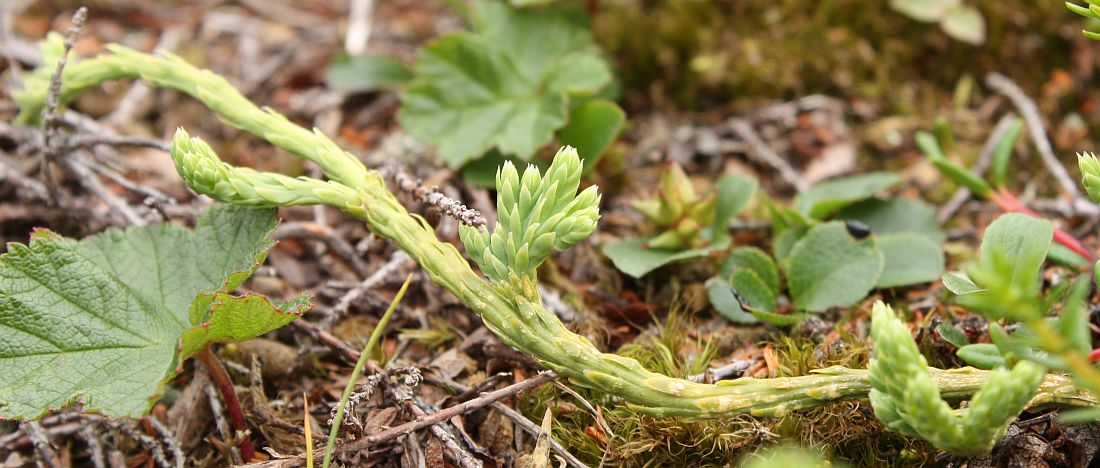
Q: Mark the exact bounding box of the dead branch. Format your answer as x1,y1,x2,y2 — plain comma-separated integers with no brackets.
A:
985,72,1079,198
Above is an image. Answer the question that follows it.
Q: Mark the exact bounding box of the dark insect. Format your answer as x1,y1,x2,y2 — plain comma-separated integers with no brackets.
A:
844,220,872,239
730,287,753,310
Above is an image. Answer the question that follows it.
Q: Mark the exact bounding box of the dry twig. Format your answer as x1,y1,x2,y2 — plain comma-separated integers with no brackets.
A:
39,7,88,204
325,250,415,328
728,118,808,192
985,73,1079,198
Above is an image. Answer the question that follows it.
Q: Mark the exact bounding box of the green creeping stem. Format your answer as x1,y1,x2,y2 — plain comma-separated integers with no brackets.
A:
17,35,1096,430
869,302,1046,455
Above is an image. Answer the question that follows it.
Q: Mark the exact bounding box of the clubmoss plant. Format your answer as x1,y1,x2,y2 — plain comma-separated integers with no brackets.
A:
11,33,1098,451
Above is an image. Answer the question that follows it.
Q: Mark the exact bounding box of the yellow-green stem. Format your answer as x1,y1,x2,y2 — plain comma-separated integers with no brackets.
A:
17,38,1099,419
323,274,413,468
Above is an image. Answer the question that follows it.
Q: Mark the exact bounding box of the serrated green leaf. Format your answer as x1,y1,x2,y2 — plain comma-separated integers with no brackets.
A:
835,197,944,244
719,246,779,295
956,344,1006,369
399,0,611,166
558,99,625,173
942,273,982,295
941,4,986,45
787,222,885,311
875,233,945,288
325,54,412,93
179,293,309,361
603,235,730,278
0,206,297,421
793,172,902,219
890,0,959,22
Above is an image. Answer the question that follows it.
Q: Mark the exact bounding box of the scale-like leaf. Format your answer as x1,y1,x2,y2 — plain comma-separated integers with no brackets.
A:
0,206,302,420
399,0,612,166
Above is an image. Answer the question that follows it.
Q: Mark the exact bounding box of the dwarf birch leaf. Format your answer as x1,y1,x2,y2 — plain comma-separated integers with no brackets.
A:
603,236,730,278
399,0,612,166
942,273,982,295
787,222,884,311
890,0,959,22
941,4,986,45
793,172,902,219
719,247,779,295
0,205,293,421
835,197,944,244
875,233,945,288
730,269,776,313
706,277,759,324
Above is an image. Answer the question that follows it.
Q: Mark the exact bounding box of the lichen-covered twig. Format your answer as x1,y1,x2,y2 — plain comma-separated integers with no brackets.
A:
393,168,487,228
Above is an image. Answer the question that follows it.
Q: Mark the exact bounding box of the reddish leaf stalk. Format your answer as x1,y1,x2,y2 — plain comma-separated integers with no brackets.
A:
197,346,255,462
989,189,1095,261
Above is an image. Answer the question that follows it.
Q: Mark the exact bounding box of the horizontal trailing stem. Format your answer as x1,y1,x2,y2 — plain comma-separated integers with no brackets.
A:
18,35,1098,418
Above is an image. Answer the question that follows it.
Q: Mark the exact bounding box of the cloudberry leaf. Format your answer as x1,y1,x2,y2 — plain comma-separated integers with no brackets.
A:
0,205,304,421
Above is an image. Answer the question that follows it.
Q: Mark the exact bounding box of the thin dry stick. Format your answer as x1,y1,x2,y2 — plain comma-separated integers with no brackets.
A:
344,0,375,56
64,133,171,151
291,319,362,363
274,222,371,276
40,7,88,204
325,250,415,327
393,169,487,228
985,72,1079,198
22,422,61,468
388,371,482,468
728,118,808,192
938,114,1018,223
64,155,147,226
148,417,185,468
79,423,107,468
436,377,588,468
1,0,24,85
108,418,173,468
360,372,556,449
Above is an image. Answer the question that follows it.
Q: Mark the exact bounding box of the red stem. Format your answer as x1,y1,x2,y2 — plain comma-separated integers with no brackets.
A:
197,346,255,462
1089,348,1100,363
990,189,1095,262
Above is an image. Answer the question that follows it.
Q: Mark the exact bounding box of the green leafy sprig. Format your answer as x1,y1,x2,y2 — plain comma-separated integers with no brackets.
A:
10,33,1096,431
